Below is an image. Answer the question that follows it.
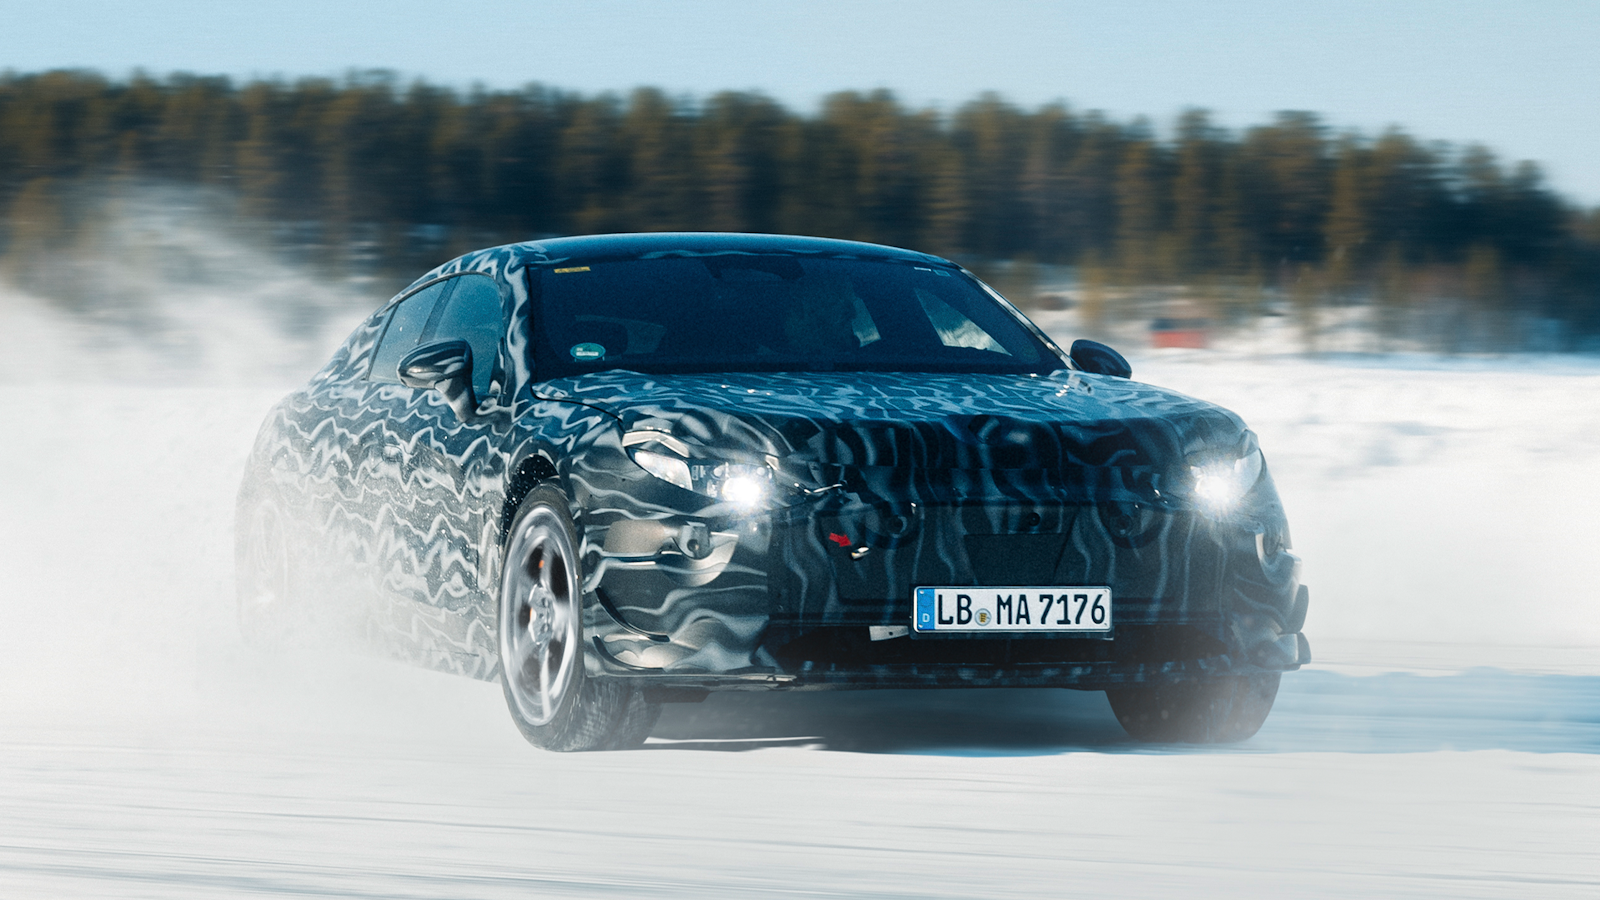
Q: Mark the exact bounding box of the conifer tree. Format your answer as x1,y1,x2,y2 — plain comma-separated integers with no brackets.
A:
1114,136,1163,283
0,69,1597,346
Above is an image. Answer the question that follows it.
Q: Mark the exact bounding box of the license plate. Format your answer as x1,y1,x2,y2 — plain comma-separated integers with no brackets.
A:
913,586,1112,633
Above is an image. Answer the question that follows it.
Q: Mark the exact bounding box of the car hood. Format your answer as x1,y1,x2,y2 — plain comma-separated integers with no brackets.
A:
537,370,1248,472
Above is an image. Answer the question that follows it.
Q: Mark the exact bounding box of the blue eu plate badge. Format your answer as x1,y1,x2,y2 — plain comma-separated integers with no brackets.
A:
916,587,937,630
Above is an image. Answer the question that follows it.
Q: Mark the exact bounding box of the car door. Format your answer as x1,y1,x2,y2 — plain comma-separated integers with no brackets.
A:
363,271,512,675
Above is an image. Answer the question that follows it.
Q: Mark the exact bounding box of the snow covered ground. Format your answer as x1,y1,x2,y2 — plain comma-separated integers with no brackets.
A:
1,288,1598,898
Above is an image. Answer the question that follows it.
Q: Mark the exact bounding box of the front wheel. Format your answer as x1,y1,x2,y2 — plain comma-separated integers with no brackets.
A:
498,487,659,751
1106,673,1281,743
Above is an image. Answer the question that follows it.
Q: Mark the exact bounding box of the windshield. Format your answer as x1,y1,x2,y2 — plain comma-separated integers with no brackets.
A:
529,254,1061,378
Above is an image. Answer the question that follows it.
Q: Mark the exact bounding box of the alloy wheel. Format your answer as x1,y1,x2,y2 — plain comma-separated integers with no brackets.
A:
500,508,582,726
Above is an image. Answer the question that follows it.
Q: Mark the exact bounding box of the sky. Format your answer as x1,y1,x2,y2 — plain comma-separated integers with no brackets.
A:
5,0,1599,203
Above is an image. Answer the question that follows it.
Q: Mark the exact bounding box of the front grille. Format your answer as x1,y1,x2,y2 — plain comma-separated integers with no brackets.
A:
770,497,1227,627
962,533,1068,584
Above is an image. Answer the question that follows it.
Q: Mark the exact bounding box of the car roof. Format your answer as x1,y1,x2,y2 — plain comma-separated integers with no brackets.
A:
396,232,964,305
500,232,954,268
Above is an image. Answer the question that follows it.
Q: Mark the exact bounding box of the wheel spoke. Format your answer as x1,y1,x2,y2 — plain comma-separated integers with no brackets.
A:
550,601,569,641
538,642,554,721
538,543,555,593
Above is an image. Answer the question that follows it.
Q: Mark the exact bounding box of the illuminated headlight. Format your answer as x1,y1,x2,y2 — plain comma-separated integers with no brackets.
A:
714,464,773,509
629,448,774,511
1186,437,1265,516
631,449,693,491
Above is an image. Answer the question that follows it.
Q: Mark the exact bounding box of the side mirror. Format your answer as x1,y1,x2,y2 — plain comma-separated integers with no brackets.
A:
398,340,478,422
1069,339,1132,379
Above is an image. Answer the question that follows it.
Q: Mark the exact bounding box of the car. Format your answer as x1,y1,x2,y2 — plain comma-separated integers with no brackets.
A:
236,232,1310,750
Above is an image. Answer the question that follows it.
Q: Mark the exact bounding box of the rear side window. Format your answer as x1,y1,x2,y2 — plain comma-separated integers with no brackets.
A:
369,274,504,396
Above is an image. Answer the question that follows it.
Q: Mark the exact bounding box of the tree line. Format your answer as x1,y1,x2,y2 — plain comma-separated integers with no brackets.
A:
3,69,1598,348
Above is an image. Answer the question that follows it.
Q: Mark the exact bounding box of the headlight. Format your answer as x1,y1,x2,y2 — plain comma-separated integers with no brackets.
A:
714,464,773,508
1185,434,1265,517
628,445,774,512
631,449,693,491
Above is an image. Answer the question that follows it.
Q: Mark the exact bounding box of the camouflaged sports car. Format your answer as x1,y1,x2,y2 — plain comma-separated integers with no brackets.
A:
236,232,1310,750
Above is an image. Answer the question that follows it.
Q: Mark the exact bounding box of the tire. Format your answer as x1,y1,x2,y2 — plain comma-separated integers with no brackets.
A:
1106,673,1281,743
235,493,299,648
498,486,660,751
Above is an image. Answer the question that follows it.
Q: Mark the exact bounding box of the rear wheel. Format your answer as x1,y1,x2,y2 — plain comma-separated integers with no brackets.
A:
236,495,298,647
1106,673,1280,743
498,487,660,751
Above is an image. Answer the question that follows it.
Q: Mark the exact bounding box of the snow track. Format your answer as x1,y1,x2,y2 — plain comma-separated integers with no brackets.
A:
3,339,1599,897
2,674,1597,899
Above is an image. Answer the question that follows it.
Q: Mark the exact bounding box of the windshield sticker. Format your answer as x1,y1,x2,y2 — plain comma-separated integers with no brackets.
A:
554,266,591,274
570,342,606,361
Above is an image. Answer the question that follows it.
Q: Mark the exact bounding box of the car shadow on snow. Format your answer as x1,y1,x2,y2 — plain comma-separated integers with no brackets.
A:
648,687,1129,755
645,669,1600,756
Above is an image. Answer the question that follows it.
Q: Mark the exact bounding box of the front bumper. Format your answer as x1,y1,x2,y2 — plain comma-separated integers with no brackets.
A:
575,465,1309,690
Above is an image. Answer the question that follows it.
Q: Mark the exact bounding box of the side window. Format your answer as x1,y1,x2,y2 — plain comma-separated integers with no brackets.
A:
422,274,504,399
369,280,451,383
